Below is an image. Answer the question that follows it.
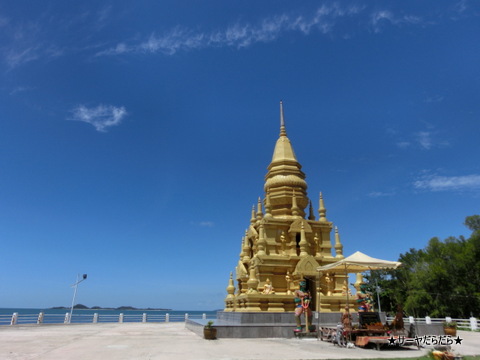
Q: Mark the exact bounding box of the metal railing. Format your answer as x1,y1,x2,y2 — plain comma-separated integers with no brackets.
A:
3,312,477,330
385,316,479,331
1,312,212,326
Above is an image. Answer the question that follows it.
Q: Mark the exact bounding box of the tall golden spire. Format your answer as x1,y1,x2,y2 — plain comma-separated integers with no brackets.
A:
280,100,287,137
264,101,308,218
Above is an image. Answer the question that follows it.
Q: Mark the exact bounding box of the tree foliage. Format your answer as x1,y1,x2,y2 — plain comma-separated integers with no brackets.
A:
363,215,480,318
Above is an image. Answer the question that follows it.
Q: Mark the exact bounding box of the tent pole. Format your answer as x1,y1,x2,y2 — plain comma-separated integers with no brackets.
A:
375,277,382,313
345,263,349,311
317,270,321,339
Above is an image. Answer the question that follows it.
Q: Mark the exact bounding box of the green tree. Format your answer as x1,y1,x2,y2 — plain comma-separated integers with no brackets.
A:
362,216,480,318
465,215,480,232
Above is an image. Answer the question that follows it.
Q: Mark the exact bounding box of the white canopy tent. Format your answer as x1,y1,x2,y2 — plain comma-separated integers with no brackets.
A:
316,251,402,312
317,251,402,273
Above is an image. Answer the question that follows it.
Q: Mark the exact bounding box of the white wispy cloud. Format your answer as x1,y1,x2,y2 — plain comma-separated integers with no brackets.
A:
1,17,64,69
9,86,34,95
415,131,433,150
190,221,215,227
70,104,127,132
0,4,458,68
371,10,395,29
368,191,395,198
414,174,480,192
424,94,444,103
370,9,423,33
1,4,110,69
96,4,377,57
393,128,448,150
453,0,468,16
396,141,411,149
96,5,112,29
5,47,39,68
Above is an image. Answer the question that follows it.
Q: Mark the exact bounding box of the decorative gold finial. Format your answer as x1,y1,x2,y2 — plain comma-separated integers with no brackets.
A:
318,192,327,222
246,265,259,294
264,192,272,218
334,226,344,258
280,100,287,137
291,189,300,218
226,272,235,298
239,235,246,258
242,230,251,262
299,222,308,257
257,224,266,255
250,205,256,224
256,197,263,221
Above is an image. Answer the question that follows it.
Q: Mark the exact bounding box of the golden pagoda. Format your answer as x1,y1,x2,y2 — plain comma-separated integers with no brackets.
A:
224,102,354,313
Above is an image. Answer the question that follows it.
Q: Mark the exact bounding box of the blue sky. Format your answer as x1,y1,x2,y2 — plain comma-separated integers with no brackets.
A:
1,0,479,311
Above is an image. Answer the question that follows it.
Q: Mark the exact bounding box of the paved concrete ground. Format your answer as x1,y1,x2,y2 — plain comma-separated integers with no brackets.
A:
0,323,479,360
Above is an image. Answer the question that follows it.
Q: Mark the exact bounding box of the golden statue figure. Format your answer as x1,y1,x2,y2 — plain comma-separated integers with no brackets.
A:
262,278,275,294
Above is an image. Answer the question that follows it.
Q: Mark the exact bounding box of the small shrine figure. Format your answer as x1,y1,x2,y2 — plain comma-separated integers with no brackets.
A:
285,271,292,295
356,284,373,312
341,306,353,332
341,280,352,296
325,273,333,296
262,278,275,294
294,280,313,332
280,231,287,255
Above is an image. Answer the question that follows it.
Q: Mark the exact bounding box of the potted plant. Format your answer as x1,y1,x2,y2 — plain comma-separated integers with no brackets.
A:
443,321,457,336
204,321,217,340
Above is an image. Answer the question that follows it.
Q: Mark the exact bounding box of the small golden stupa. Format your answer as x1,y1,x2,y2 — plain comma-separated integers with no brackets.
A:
224,102,355,313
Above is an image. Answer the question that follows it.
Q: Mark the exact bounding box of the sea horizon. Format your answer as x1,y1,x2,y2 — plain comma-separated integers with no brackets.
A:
0,307,218,314
0,307,218,325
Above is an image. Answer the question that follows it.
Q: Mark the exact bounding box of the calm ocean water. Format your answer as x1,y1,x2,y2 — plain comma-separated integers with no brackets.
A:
0,308,217,325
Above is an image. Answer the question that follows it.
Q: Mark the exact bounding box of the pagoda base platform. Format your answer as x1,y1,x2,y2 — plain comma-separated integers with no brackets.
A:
186,311,370,338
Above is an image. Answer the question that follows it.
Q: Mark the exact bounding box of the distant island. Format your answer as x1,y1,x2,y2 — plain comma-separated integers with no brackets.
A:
50,304,172,311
